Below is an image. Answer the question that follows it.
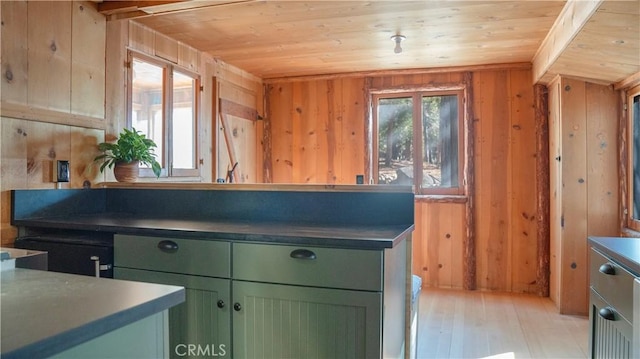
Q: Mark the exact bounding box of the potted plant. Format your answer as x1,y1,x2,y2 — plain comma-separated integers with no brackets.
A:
94,127,162,182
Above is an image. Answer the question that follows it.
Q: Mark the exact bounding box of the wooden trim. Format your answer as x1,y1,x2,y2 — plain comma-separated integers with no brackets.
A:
364,77,373,184
414,195,467,204
531,0,603,84
219,98,260,121
462,71,476,291
614,71,640,91
263,84,273,183
534,84,550,297
219,112,238,180
0,102,106,130
620,89,628,232
98,181,414,192
264,62,532,84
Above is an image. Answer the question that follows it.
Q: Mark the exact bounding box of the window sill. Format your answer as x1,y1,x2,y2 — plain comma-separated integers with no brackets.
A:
414,195,467,203
621,227,640,238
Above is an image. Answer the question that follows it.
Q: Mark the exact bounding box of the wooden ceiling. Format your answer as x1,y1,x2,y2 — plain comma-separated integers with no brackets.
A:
98,1,639,84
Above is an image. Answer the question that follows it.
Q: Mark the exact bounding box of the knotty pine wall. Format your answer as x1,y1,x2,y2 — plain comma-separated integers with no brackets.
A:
266,67,542,293
1,1,106,244
548,77,619,315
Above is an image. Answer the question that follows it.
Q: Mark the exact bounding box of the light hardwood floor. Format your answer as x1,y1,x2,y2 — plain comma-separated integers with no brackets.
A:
416,288,589,359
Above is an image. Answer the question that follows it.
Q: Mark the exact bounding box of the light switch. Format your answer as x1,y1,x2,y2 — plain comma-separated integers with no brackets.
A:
56,160,70,182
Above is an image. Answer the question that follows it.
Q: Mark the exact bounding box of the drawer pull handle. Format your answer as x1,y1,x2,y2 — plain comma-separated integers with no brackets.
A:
217,300,225,309
598,263,616,275
157,240,179,253
290,249,317,260
598,307,616,321
233,303,242,312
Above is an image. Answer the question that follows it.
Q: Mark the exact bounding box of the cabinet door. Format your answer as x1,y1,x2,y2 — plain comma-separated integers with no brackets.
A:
232,281,382,359
115,268,231,359
590,289,633,358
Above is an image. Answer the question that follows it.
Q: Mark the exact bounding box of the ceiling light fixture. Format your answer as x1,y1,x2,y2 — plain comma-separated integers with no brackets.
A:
391,34,406,54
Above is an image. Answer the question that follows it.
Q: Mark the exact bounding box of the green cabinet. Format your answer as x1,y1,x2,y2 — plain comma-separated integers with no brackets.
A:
115,235,407,359
589,248,637,359
114,235,232,358
232,280,381,359
115,268,231,358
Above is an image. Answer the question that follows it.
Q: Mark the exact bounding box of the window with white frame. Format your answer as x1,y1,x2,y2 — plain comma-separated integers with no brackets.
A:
373,90,464,195
128,52,199,178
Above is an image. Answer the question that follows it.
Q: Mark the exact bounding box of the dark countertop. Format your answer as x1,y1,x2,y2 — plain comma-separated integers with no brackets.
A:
589,236,640,276
14,214,414,249
1,268,185,359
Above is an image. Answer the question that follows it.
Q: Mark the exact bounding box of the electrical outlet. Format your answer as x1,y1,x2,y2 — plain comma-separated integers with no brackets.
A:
56,160,70,183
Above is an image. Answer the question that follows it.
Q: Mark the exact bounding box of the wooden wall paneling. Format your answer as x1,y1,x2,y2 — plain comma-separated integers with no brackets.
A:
295,81,317,183
27,1,72,113
70,127,104,188
1,0,28,105
534,83,551,297
268,83,294,183
128,21,154,54
0,118,28,244
559,77,588,315
154,31,178,63
426,202,443,287
177,42,199,72
450,203,465,288
585,83,619,236
474,70,511,291
341,78,366,184
26,122,68,189
548,77,562,306
104,19,128,140
71,2,106,119
508,69,538,294
314,80,330,184
326,79,342,183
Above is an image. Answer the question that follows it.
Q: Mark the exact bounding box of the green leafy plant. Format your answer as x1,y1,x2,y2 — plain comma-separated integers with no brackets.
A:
94,127,162,178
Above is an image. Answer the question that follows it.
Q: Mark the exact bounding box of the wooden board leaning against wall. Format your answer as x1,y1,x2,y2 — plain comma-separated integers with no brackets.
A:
265,67,545,293
0,1,106,245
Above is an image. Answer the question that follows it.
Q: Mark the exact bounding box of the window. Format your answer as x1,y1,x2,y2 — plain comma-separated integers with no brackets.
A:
373,90,464,195
128,52,199,178
628,85,640,231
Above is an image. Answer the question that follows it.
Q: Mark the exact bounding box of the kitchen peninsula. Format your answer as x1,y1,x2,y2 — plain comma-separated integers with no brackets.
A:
11,184,415,358
1,268,184,359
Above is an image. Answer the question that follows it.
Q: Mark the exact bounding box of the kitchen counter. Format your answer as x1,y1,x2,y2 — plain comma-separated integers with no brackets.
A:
1,268,185,359
14,214,412,249
11,187,415,249
589,236,640,275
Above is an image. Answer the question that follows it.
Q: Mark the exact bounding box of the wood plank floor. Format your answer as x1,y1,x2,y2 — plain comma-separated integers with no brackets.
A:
416,288,589,359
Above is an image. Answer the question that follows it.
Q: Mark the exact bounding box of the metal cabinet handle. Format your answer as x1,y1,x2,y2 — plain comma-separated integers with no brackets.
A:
233,303,242,311
158,240,179,253
598,307,616,321
91,256,100,278
217,300,225,309
599,263,616,275
290,249,317,260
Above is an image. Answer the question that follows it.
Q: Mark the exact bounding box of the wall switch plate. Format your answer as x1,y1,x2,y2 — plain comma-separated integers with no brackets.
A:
56,160,70,182
356,174,364,184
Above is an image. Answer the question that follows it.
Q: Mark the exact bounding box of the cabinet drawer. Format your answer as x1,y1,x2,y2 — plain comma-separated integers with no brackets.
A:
115,234,230,278
233,242,383,291
590,248,634,322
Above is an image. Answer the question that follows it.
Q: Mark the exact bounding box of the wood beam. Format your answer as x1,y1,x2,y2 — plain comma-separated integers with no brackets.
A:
463,71,476,291
97,0,257,20
531,0,603,84
534,84,550,297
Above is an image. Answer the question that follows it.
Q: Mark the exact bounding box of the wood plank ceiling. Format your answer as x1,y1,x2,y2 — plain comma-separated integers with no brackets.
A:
98,0,639,84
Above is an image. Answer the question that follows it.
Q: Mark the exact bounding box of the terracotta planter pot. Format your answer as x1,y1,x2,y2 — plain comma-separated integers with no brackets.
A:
113,161,139,182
